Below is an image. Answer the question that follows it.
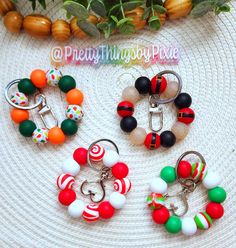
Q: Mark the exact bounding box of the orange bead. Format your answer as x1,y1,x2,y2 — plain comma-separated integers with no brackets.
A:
66,89,84,105
48,127,65,145
30,69,47,88
10,108,29,123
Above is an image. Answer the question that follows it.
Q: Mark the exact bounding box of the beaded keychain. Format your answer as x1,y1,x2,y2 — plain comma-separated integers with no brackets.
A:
117,70,195,150
4,68,84,145
57,139,132,222
146,151,226,235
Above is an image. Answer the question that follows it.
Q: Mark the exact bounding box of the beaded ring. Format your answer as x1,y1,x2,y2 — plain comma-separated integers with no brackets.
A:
4,68,84,145
147,151,226,235
117,70,195,150
57,139,132,222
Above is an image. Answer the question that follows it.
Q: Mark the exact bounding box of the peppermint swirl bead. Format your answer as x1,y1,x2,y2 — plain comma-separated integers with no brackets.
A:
32,127,49,144
114,178,131,194
46,68,63,86
146,193,165,210
83,204,99,222
11,92,28,106
66,105,84,121
191,162,208,181
89,144,105,162
57,173,75,190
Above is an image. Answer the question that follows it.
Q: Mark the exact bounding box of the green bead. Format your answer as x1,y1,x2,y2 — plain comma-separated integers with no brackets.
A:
160,166,176,183
208,186,227,203
58,75,76,93
61,119,78,136
19,120,37,137
164,216,181,234
18,78,36,95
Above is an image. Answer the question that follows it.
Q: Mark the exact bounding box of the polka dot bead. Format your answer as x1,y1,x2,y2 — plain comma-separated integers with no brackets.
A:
83,204,100,222
89,144,105,162
46,68,62,86
32,127,49,144
66,105,84,121
10,92,28,106
57,174,75,190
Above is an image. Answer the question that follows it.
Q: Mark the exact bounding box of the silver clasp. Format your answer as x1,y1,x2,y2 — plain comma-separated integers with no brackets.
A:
149,95,163,132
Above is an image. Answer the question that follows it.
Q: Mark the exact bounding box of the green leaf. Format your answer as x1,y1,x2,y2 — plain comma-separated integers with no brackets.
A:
152,5,167,14
218,4,230,12
117,17,133,27
97,21,114,39
77,19,100,37
110,15,119,23
63,1,89,20
142,7,151,19
122,1,143,11
118,22,135,35
190,1,215,17
90,0,107,17
148,15,161,30
108,3,122,16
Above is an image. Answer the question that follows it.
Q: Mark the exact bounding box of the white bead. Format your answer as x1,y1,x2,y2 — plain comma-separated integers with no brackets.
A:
68,200,85,218
149,177,167,194
62,158,80,176
202,171,221,189
181,217,197,236
102,150,120,168
109,192,126,209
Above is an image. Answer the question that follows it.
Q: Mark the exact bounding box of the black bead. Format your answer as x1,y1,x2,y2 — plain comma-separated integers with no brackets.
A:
120,116,137,133
174,93,192,109
135,76,151,94
160,131,176,148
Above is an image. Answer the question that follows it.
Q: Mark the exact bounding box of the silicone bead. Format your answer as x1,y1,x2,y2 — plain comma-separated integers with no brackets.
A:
171,121,189,140
30,69,47,88
62,158,81,176
19,120,36,137
177,160,192,178
160,166,176,183
66,105,84,121
48,127,65,145
152,206,170,224
73,147,87,165
114,178,131,194
150,75,167,94
11,92,28,106
206,202,224,219
129,127,147,145
57,173,75,190
112,162,129,179
194,212,212,230
144,132,161,150
117,101,134,117
46,68,62,86
102,150,120,168
120,116,137,132
163,81,178,98
160,131,176,148
165,216,182,234
58,189,76,206
181,217,197,236
89,144,105,162
58,75,76,93
149,177,168,194
135,76,151,94
191,162,207,181
66,89,84,105
18,78,36,95
68,200,85,218
61,119,78,136
174,93,192,109
32,127,49,144
146,193,165,210
177,108,195,124
109,192,126,209
202,171,221,189
208,187,227,203
98,201,115,219
10,108,29,123
83,204,99,222
122,86,140,104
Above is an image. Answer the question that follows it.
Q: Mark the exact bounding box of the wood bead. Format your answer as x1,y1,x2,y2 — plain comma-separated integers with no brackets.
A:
52,19,71,42
122,86,140,104
4,11,23,33
0,0,15,16
163,81,178,99
23,14,52,38
125,7,146,31
164,0,192,20
171,121,189,140
130,127,147,145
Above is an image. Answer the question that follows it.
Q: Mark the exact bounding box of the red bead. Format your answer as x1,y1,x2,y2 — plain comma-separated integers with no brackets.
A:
112,162,129,179
144,132,161,150
206,202,224,219
150,75,167,94
73,147,88,165
58,189,76,206
152,206,170,224
117,101,134,117
177,108,195,124
98,201,115,219
177,160,192,178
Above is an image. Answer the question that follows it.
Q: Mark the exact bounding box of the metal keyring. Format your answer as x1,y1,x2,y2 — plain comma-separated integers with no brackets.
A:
154,70,182,104
4,79,44,110
87,139,119,172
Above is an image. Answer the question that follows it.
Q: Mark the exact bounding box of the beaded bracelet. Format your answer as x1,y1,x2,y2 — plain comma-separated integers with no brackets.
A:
147,151,226,235
57,139,132,222
117,70,195,150
5,68,84,145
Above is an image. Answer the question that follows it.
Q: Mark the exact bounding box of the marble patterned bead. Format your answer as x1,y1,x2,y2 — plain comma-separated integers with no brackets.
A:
66,105,84,121
32,127,49,144
171,122,189,140
11,92,28,106
129,127,147,145
122,86,140,104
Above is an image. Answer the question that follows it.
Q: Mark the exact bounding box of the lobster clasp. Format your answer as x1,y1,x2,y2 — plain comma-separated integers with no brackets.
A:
149,95,163,132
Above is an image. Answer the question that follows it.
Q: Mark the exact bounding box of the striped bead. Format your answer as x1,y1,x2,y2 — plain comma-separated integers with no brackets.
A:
194,212,213,230
114,178,131,194
150,75,167,94
83,204,99,222
117,101,134,117
144,132,161,150
89,144,105,162
177,108,195,124
57,173,75,190
146,193,165,210
191,162,207,181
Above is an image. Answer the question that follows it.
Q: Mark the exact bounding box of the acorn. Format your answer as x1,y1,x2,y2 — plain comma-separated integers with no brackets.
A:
0,0,15,16
23,14,52,38
4,11,23,33
70,15,98,39
52,19,71,42
125,7,146,31
164,0,192,20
